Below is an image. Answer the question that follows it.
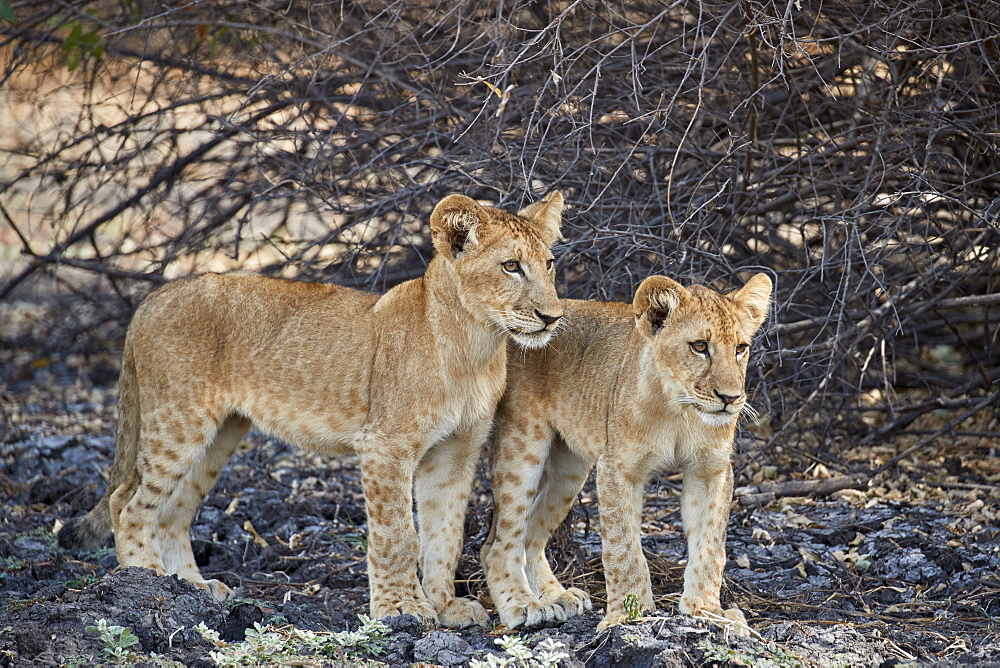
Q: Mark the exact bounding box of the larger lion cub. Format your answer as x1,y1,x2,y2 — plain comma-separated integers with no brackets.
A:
59,192,565,628
482,273,771,632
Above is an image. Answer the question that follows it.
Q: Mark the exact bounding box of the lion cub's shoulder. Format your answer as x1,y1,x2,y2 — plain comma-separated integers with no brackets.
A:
542,298,633,345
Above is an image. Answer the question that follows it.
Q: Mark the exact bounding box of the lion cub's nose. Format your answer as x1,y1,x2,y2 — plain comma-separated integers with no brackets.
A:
714,390,740,406
535,310,562,327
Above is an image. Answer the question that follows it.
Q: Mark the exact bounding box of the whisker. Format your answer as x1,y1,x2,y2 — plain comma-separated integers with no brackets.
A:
740,403,760,422
484,307,518,336
666,395,696,407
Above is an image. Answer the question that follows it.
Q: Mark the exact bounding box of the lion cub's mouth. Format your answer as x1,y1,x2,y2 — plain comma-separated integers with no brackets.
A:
510,327,556,350
693,405,739,426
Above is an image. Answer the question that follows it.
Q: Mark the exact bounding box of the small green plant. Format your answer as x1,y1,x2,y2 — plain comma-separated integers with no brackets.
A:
470,636,570,668
832,548,872,571
1,556,26,570
150,655,183,667
46,11,105,71
195,622,223,647
622,593,642,623
227,596,273,610
341,531,369,552
61,21,104,71
85,619,140,664
336,518,370,553
0,0,14,25
25,526,61,551
65,574,100,590
0,628,13,663
85,546,115,561
7,598,44,611
697,638,806,667
196,614,391,665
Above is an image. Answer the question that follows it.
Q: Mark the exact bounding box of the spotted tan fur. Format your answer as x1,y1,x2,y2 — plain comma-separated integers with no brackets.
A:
59,192,565,628
482,273,771,633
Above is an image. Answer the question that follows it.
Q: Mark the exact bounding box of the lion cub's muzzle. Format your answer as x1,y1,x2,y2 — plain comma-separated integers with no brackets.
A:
535,309,562,330
695,407,740,427
714,390,740,407
693,391,745,426
511,309,563,349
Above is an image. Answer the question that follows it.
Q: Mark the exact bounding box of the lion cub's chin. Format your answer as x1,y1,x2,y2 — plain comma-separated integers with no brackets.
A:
510,330,556,350
694,409,739,427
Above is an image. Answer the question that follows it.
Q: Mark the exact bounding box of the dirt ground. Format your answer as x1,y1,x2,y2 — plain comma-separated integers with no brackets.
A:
2,300,999,667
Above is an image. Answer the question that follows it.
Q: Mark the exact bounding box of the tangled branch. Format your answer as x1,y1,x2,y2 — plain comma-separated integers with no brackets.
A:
1,0,997,460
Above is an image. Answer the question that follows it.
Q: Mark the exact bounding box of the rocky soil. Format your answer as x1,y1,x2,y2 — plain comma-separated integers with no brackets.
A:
2,301,999,666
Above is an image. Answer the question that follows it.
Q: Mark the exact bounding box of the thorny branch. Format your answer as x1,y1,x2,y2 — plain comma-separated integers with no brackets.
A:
1,0,998,467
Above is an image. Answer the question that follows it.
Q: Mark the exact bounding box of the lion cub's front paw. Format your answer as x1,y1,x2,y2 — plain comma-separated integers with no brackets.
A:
539,587,593,619
681,598,751,637
720,607,750,637
371,596,439,625
596,611,623,633
197,578,236,602
497,601,550,629
509,591,591,629
436,597,488,628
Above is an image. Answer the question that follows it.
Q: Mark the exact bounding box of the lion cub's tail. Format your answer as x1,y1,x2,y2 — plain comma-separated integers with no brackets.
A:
58,344,141,551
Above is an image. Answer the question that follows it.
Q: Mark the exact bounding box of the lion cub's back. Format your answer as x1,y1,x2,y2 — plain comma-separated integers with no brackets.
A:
126,272,380,396
132,271,377,341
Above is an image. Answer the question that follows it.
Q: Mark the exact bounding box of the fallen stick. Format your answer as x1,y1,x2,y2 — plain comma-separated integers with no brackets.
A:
738,388,1000,508
734,474,870,507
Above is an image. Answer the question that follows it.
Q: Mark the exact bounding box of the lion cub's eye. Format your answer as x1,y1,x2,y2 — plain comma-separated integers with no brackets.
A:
502,260,521,274
546,258,554,271
690,341,709,355
736,343,749,355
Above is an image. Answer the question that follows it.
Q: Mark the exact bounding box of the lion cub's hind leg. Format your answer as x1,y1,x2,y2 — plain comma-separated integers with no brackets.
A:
522,437,593,620
112,407,243,602
158,415,250,601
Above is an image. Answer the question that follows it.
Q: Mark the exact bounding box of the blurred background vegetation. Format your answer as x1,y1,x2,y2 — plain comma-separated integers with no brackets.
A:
1,0,998,477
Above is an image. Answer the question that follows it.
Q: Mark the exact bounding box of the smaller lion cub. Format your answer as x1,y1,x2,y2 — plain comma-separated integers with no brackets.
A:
482,273,772,633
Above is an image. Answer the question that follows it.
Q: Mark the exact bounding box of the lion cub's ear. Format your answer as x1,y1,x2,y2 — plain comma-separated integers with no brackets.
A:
633,275,686,337
430,194,490,258
730,273,773,333
517,191,564,246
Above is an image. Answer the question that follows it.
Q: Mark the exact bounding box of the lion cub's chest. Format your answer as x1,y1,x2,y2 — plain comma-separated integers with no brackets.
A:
605,402,733,475
550,387,727,475
426,350,506,439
